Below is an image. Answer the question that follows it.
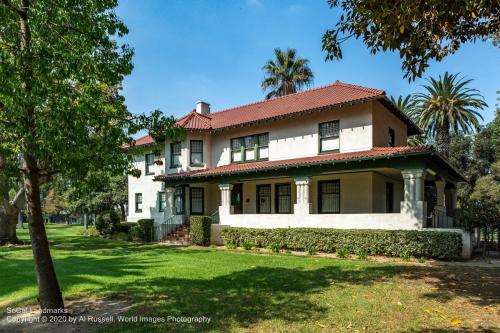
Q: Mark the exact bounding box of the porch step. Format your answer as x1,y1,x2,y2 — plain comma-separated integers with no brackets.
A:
160,224,192,245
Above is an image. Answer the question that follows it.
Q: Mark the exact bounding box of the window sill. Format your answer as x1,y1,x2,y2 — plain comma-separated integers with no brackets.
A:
230,158,269,165
145,172,155,176
319,149,340,155
190,163,205,167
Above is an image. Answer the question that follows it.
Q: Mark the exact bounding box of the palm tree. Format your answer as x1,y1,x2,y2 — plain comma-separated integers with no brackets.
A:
415,72,487,158
390,95,425,146
261,48,314,99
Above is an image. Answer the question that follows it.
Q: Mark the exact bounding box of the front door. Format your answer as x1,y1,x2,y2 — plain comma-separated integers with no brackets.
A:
231,183,243,214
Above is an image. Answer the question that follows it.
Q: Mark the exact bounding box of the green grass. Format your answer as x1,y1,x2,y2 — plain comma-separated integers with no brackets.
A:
1,224,499,332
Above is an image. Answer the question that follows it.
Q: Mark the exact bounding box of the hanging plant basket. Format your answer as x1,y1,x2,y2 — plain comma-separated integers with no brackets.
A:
154,159,164,166
130,169,142,178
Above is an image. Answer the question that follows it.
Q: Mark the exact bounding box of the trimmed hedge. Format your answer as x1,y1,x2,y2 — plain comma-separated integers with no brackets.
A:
190,216,212,246
221,227,463,259
95,210,120,235
137,219,155,242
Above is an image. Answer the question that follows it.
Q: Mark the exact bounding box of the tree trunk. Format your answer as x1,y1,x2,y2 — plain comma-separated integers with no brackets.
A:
24,156,65,315
18,0,65,315
18,211,23,229
435,120,450,158
83,213,88,230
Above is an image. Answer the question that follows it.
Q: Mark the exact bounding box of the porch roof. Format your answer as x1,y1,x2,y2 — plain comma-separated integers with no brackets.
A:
154,146,465,184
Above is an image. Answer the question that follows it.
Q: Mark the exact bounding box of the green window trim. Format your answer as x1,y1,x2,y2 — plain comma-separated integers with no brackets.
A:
319,120,340,154
256,184,272,214
174,187,185,215
190,187,204,215
230,133,269,163
158,191,166,212
170,142,182,168
190,140,204,166
145,153,155,175
135,193,143,213
275,183,292,214
318,180,340,214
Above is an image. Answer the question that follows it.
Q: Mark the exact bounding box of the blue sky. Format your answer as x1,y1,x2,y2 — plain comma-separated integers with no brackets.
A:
117,0,499,126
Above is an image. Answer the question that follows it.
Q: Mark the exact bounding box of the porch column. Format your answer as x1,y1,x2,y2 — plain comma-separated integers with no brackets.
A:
164,187,175,219
218,184,233,216
294,176,311,215
401,169,426,229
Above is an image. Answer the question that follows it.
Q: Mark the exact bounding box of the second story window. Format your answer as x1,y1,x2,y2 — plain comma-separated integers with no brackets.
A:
388,128,395,147
135,193,143,213
231,133,269,163
319,121,340,153
170,142,181,168
190,140,203,166
145,153,155,175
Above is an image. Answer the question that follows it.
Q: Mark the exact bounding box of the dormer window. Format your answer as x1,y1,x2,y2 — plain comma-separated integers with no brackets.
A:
231,133,269,163
319,121,340,153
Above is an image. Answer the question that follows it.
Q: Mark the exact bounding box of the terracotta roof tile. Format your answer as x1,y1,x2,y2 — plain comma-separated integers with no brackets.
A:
130,81,420,147
154,146,434,181
206,81,385,130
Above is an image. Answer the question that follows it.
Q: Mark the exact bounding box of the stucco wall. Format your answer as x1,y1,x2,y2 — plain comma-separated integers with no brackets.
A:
372,100,408,147
309,172,374,214
371,172,404,213
127,146,165,223
211,103,374,167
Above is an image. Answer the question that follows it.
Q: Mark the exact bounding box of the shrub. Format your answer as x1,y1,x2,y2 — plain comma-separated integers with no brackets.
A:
241,241,253,250
337,246,349,258
95,210,120,235
117,232,132,242
356,249,368,260
118,222,137,234
190,216,212,246
130,225,144,241
221,227,463,260
77,226,99,237
225,241,237,250
137,219,155,242
305,245,317,255
267,243,281,253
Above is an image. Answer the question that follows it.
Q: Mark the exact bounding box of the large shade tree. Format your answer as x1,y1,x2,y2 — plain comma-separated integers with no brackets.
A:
414,72,487,158
0,0,182,315
322,0,500,80
261,48,314,99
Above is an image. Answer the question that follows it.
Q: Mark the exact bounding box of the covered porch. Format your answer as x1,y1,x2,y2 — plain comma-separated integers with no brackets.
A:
155,147,465,235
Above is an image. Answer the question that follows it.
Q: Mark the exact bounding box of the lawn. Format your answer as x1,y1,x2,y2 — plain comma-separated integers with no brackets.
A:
0,225,499,332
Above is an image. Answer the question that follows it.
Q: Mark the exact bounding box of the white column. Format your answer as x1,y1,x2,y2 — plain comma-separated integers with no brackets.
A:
435,180,446,208
164,187,175,219
218,184,233,216
294,176,311,215
401,169,426,228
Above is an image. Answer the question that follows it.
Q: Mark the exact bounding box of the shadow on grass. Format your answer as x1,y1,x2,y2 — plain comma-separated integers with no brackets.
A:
397,265,500,307
103,263,400,333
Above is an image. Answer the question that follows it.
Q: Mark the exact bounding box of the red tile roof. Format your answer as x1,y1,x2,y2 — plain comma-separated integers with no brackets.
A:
154,146,435,182
205,81,385,130
129,81,420,147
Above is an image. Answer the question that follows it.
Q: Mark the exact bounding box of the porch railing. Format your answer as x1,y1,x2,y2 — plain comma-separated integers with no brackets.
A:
427,208,459,229
209,209,220,224
154,214,184,241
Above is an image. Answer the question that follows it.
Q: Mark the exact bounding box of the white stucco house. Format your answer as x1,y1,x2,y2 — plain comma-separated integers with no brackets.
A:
125,81,470,256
